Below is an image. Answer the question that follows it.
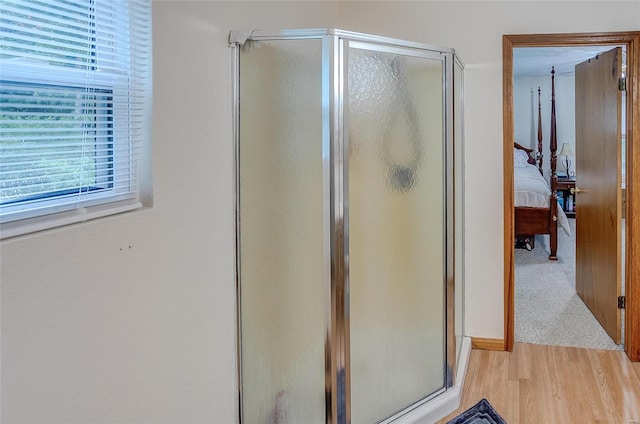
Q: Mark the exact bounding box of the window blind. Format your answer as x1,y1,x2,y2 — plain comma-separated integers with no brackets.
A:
0,0,151,238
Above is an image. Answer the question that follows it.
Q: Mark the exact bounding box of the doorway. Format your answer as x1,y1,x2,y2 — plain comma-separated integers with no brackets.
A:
514,46,624,350
502,32,640,361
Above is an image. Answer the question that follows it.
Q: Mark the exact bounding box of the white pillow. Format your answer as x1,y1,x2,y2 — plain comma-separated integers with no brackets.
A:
514,148,531,168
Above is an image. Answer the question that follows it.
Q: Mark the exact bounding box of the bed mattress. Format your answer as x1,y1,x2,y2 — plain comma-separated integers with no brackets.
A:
514,164,571,235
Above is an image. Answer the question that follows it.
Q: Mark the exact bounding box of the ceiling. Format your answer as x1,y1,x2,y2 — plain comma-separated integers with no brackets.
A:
513,46,623,77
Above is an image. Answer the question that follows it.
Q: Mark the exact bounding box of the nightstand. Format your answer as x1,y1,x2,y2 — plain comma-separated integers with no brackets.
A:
556,178,576,218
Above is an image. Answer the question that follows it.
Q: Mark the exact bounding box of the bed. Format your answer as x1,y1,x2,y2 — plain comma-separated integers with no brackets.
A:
514,67,570,260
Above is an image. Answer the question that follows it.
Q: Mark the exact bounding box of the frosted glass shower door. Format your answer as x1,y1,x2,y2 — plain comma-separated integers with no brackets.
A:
237,39,326,424
347,44,447,423
454,56,465,368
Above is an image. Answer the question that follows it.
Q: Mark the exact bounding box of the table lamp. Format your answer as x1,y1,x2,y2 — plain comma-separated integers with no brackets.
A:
558,142,574,178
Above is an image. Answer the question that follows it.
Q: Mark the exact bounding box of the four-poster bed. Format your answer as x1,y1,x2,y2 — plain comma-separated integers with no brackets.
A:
514,67,570,260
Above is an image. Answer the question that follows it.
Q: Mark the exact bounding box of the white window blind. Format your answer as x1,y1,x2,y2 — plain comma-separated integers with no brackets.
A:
0,0,152,238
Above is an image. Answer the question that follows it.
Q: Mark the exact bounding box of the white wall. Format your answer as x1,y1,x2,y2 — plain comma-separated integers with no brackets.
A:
1,1,638,423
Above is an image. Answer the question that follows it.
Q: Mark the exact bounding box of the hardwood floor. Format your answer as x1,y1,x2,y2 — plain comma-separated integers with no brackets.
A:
438,343,640,423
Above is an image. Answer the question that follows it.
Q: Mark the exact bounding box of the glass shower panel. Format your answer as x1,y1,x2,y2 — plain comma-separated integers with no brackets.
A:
454,57,465,366
238,39,325,424
348,46,446,423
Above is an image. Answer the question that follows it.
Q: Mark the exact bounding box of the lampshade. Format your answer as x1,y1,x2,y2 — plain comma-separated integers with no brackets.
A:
558,142,574,157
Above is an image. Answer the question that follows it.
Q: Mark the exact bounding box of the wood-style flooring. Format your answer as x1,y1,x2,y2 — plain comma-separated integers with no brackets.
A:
438,343,640,423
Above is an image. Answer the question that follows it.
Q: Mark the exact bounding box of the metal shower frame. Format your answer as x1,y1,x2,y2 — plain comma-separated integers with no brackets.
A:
230,28,462,424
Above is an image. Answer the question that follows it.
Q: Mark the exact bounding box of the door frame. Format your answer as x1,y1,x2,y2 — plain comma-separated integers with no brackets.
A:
503,32,640,361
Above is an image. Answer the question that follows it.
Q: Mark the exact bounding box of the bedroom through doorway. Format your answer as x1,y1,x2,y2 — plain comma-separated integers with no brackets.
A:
512,45,625,351
503,32,640,362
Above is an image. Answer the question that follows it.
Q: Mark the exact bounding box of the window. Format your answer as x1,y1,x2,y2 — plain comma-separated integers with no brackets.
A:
0,0,152,238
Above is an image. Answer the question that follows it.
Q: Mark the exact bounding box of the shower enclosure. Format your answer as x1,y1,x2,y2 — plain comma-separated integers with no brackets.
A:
230,29,465,424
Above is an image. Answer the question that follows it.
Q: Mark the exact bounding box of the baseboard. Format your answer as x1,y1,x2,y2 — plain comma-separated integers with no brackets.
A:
471,337,505,351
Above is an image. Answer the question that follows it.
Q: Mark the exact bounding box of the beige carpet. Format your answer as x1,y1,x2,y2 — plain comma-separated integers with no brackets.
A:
514,218,623,351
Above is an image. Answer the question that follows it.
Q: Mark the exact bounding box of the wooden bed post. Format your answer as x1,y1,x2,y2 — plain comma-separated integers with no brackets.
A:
537,87,543,175
549,67,559,260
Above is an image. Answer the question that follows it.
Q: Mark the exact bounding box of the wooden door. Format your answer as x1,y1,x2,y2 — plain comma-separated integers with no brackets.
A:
575,47,623,344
